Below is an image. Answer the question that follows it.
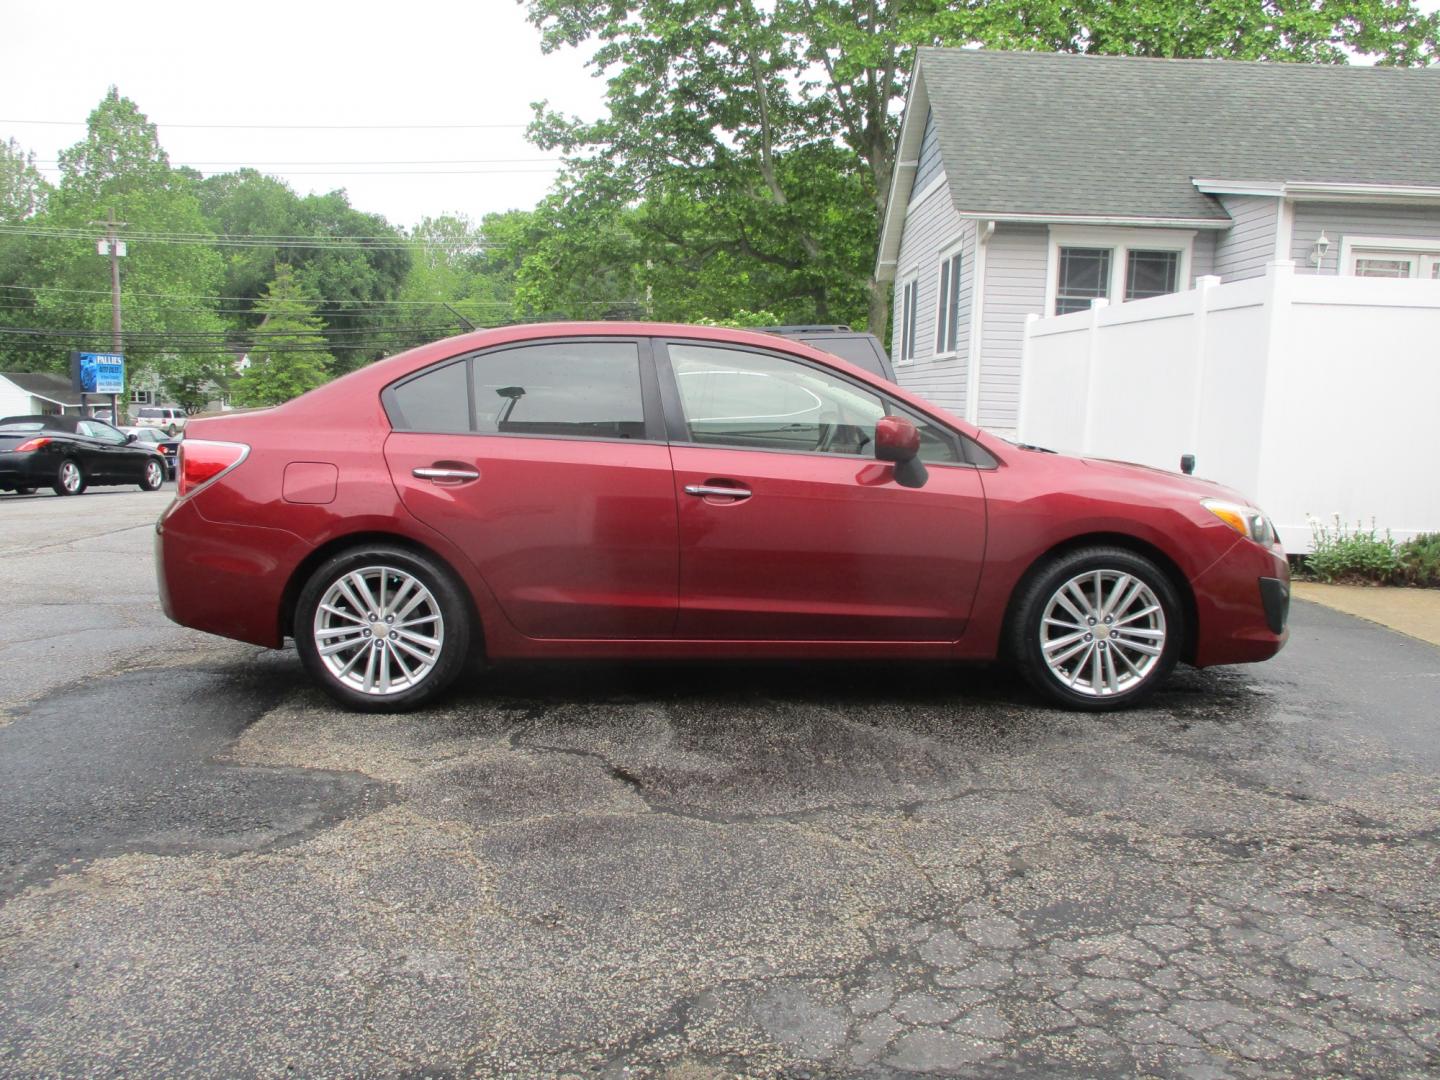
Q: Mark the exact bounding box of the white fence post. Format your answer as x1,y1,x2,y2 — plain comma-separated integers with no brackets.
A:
1017,312,1040,441
1080,298,1108,452
1187,275,1221,471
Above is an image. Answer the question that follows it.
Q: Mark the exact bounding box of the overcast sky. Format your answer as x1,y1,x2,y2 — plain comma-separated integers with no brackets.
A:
1,0,606,231
4,1,1438,234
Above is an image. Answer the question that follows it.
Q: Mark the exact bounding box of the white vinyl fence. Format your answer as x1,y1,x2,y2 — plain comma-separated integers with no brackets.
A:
1018,261,1440,553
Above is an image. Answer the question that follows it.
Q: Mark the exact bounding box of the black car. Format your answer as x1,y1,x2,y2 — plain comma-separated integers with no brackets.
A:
120,425,181,479
0,414,168,496
759,325,897,382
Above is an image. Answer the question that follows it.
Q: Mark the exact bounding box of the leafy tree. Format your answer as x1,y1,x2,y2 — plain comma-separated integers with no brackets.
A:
230,264,333,406
524,0,1440,335
0,138,49,221
23,89,226,382
0,138,53,367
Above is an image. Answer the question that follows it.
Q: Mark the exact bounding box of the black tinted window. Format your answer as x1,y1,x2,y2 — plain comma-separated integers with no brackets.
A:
800,336,886,378
472,342,644,439
390,360,470,432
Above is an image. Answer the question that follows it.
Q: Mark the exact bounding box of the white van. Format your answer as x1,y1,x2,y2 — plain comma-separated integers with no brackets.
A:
134,406,188,435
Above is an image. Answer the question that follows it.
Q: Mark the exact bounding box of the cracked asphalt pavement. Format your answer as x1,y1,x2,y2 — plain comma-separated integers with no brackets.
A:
1,490,1438,1077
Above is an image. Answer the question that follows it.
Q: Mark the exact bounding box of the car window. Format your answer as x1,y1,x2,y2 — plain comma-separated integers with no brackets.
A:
669,344,885,456
138,408,162,419
471,341,644,440
81,421,127,444
894,405,964,464
390,359,470,432
0,422,44,432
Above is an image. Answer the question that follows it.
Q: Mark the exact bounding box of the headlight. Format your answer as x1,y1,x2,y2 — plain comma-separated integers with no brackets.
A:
1201,499,1275,546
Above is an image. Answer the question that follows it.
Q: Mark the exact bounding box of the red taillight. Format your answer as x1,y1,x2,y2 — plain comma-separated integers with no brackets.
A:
15,437,52,452
178,440,249,498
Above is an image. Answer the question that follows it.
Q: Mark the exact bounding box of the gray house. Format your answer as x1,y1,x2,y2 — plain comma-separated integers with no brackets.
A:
876,49,1440,433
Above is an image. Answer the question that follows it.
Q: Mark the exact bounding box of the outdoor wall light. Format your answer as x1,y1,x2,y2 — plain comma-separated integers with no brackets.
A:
1310,230,1330,268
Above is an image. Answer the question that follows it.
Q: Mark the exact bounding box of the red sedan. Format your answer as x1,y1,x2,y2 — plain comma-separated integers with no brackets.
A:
156,322,1288,712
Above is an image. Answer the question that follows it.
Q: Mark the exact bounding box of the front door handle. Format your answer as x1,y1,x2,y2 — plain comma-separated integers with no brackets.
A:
684,483,752,500
413,466,480,483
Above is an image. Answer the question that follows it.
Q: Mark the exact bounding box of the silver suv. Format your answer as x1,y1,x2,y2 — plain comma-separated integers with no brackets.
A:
134,406,187,436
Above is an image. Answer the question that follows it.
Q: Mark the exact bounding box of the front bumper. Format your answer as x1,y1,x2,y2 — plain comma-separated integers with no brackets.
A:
1190,538,1291,667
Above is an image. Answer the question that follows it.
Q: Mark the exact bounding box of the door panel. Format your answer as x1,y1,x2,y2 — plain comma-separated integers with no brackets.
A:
386,433,678,639
670,446,986,641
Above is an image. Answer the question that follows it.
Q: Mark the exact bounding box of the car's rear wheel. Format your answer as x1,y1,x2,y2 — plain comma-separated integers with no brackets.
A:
139,458,165,491
1010,546,1182,710
53,460,86,496
294,545,471,712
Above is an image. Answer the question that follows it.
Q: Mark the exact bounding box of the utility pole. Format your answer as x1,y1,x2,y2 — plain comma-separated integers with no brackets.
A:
94,209,126,422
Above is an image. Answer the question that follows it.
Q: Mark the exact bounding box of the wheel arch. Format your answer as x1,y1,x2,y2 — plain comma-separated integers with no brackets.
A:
278,531,484,653
1002,531,1199,665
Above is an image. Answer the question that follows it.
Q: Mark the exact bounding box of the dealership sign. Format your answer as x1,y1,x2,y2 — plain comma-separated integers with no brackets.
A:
71,351,126,396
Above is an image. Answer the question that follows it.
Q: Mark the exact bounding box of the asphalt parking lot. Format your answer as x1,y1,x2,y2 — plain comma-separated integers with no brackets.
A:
1,489,1437,1077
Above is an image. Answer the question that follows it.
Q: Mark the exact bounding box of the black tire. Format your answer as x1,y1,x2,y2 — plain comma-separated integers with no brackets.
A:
53,459,86,497
139,457,166,491
1008,546,1183,711
293,545,472,712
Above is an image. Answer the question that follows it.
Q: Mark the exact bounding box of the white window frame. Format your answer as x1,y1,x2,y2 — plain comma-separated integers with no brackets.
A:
129,388,154,405
896,276,919,365
933,244,964,358
1339,234,1440,278
1045,227,1195,316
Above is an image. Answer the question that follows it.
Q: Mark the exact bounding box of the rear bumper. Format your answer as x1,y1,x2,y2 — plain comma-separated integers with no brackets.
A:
156,495,310,647
1190,538,1290,667
0,451,54,489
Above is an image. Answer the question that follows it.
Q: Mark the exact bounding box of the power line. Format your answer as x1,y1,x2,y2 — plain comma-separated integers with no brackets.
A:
0,284,625,308
34,158,560,167
2,119,530,130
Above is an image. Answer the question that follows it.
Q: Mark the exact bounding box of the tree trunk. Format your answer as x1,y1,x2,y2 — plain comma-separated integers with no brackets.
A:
865,274,889,341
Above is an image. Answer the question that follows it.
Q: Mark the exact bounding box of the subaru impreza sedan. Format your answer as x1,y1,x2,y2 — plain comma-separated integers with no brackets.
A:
156,322,1288,712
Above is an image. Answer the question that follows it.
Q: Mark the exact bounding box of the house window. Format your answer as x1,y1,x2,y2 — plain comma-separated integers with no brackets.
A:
935,250,963,354
898,278,918,363
1340,237,1440,279
130,388,153,405
1056,248,1112,315
1125,250,1181,300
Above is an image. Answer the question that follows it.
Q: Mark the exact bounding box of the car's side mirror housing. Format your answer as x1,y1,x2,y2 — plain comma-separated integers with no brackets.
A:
874,415,928,489
124,433,136,443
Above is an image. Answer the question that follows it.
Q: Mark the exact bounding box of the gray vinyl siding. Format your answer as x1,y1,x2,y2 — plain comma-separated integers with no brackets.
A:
977,224,1048,431
1291,201,1440,274
913,110,943,196
891,179,973,417
1190,230,1216,281
1212,195,1280,281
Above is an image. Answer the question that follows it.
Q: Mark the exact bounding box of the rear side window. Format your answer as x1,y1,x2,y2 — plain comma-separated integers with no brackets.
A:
386,341,646,440
138,408,162,418
389,360,469,432
472,342,643,439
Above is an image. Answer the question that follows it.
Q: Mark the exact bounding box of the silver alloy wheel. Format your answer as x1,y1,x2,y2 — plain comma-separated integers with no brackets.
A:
59,461,81,493
1039,569,1167,698
145,460,163,488
312,565,445,697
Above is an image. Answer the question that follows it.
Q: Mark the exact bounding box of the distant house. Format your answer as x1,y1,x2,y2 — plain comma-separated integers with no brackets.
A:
0,372,93,417
876,49,1440,433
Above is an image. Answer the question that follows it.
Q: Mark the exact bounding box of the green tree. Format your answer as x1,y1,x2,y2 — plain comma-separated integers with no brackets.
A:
524,0,1440,334
24,88,226,382
230,264,334,406
0,138,54,367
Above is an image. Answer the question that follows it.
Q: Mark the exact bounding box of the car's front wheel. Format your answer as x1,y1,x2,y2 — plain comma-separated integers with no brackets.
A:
53,460,86,497
294,546,472,712
1010,546,1182,710
139,458,165,491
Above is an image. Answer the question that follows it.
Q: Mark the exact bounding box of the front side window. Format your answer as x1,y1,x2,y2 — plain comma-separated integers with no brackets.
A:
1056,247,1112,315
935,250,963,354
671,344,885,456
669,344,962,464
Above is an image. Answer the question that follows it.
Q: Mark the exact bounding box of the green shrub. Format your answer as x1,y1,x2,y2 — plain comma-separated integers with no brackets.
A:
1398,532,1440,588
1304,515,1402,584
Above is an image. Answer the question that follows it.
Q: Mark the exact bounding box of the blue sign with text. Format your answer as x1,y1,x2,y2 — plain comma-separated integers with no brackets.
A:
73,352,125,395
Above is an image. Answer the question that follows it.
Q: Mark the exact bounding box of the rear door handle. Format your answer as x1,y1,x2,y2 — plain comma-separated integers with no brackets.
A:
413,466,480,483
684,483,752,500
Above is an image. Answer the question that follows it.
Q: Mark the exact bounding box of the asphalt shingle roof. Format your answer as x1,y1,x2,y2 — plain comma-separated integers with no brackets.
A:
918,48,1440,221
1,371,85,407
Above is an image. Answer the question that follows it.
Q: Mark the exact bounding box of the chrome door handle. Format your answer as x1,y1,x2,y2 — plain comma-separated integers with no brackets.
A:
684,483,752,499
413,467,480,482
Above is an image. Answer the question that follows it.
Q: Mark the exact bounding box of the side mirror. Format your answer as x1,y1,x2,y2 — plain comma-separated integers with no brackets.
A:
124,432,137,443
874,415,929,489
